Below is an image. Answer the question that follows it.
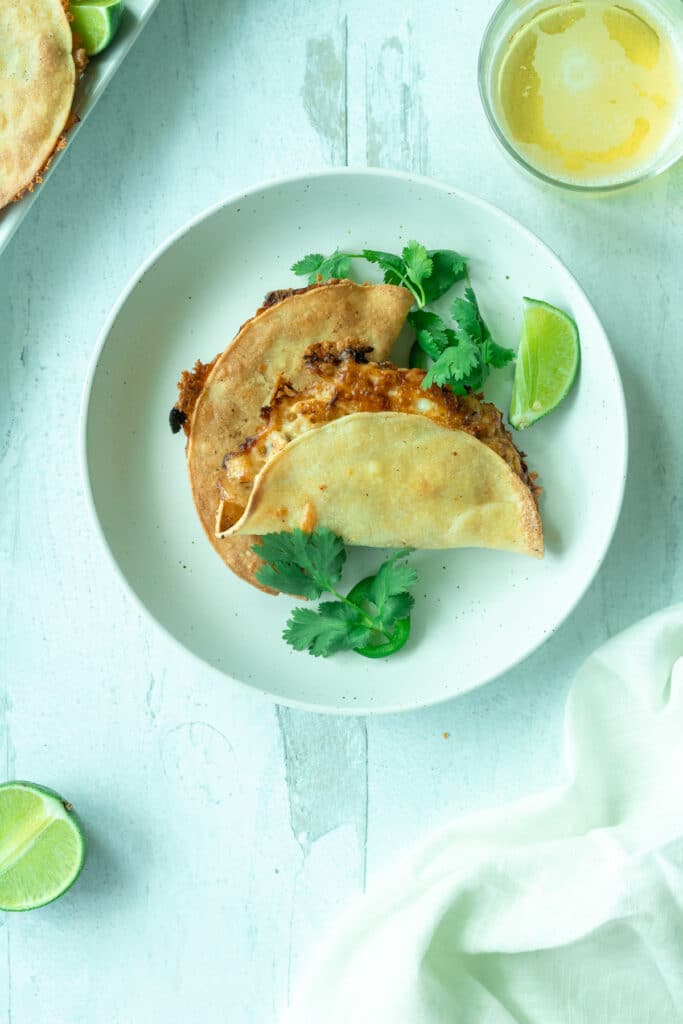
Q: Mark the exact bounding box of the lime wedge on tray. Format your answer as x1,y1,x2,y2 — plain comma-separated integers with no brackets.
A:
509,297,580,430
70,0,124,56
0,781,86,911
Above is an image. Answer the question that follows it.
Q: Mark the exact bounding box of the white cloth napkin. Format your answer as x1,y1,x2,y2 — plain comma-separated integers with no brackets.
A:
285,605,683,1023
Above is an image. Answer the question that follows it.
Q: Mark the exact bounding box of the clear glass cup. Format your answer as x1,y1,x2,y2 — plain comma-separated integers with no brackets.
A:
478,0,683,192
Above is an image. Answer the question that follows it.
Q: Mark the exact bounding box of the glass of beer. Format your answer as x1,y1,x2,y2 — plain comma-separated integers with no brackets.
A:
478,0,683,191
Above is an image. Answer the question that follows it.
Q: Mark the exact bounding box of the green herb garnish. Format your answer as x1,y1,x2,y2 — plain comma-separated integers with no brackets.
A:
292,242,467,309
253,529,417,659
422,330,480,392
409,286,515,395
292,241,513,395
291,251,353,282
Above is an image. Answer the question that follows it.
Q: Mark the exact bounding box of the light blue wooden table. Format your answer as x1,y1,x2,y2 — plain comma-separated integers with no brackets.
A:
1,1,681,1020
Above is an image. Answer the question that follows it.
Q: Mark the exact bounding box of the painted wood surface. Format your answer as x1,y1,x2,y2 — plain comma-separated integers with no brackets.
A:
1,0,681,1020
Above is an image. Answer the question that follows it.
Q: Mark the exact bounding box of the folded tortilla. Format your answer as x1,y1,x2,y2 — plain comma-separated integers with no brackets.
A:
219,412,543,557
184,281,414,587
0,0,76,209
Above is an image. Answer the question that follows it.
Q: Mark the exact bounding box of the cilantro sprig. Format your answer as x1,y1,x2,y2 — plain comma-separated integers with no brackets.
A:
292,240,514,395
410,285,515,395
292,241,467,309
253,529,417,659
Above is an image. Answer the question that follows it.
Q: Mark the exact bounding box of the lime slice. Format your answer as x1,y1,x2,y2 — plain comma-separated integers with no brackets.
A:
509,297,580,430
69,0,124,56
0,782,86,911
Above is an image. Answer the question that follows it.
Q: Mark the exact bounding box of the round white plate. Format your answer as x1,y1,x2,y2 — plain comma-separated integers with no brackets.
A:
82,169,627,714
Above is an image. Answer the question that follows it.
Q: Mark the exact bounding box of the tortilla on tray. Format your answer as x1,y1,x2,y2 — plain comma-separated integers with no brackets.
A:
0,0,79,209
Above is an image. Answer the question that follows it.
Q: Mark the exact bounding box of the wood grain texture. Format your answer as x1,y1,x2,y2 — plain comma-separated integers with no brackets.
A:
1,0,682,1020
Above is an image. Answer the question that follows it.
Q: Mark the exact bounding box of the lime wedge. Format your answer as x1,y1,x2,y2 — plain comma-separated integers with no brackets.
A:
0,782,86,911
69,0,124,56
509,297,580,430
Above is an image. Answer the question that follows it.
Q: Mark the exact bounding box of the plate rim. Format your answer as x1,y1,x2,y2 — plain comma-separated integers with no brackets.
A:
79,166,629,715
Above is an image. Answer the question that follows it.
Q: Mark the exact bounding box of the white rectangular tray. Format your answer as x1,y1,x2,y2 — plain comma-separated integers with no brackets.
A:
0,0,161,257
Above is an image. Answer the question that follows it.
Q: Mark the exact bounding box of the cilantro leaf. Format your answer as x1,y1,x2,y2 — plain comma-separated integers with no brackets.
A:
292,242,464,309
423,335,480,390
409,342,430,370
481,337,515,368
411,281,502,393
458,356,487,394
379,591,415,626
283,602,373,657
402,241,433,289
364,549,417,631
363,249,408,288
408,310,449,361
422,250,468,302
455,287,514,362
291,250,353,284
291,253,325,279
253,528,346,598
364,244,432,307
317,251,352,281
451,291,484,342
464,285,480,311
258,530,419,659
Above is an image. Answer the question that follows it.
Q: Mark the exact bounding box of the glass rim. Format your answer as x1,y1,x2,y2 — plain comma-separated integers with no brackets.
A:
477,0,683,194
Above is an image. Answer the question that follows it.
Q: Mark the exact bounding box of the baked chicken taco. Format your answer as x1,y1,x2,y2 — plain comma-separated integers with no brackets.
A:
171,279,416,588
217,343,542,558
173,280,542,593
